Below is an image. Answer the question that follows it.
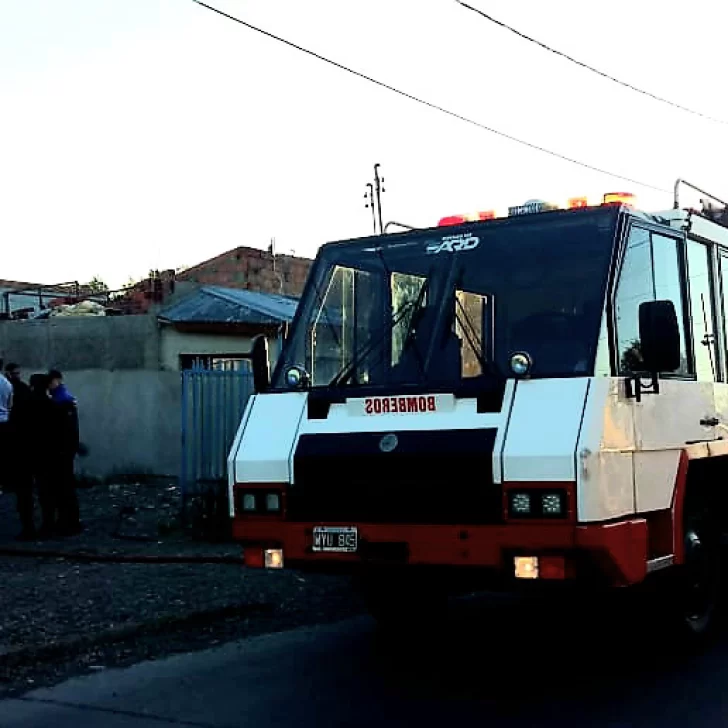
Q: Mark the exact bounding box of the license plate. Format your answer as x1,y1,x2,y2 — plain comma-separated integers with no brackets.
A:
312,526,358,553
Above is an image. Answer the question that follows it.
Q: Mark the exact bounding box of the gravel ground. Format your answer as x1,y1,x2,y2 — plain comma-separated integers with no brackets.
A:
0,481,240,559
0,484,363,697
0,556,362,697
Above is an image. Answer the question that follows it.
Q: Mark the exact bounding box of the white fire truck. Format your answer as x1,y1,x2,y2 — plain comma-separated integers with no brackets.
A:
229,179,728,641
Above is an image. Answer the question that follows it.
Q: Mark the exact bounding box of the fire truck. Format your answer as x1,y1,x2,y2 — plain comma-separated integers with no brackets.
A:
229,179,728,642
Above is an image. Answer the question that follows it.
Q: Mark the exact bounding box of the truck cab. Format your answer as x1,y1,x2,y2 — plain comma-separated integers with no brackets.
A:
229,180,728,641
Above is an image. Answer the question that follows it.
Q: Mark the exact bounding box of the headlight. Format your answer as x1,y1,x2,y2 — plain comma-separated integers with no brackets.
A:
509,492,531,515
285,365,309,389
266,493,281,512
509,352,532,377
507,489,568,519
242,493,257,512
541,492,565,516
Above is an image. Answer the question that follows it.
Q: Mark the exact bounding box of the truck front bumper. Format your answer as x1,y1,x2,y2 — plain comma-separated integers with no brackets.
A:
233,518,650,587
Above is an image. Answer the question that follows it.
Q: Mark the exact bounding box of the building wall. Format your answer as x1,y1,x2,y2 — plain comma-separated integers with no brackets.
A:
0,316,282,481
64,370,181,480
177,247,312,297
160,328,283,371
161,330,252,371
0,316,160,372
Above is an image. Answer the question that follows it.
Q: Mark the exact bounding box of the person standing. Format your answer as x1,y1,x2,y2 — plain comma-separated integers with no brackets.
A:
27,374,57,537
5,363,36,540
47,369,82,536
0,358,13,496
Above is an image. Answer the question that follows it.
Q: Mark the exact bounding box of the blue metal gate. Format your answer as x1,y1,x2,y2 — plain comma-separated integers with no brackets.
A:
180,366,254,505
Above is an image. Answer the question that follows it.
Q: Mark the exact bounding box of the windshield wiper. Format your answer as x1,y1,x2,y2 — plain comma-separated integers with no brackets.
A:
328,278,428,387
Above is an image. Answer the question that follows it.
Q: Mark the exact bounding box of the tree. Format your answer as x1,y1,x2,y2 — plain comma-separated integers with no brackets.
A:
620,338,643,373
85,276,109,293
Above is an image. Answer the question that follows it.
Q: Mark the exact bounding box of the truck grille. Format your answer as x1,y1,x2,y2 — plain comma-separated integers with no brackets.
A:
289,429,500,525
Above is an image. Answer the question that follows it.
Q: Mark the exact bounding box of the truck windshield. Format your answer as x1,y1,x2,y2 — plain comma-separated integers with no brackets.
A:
273,207,620,390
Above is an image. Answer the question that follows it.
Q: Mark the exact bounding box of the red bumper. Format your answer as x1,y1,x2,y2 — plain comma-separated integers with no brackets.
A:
233,518,649,587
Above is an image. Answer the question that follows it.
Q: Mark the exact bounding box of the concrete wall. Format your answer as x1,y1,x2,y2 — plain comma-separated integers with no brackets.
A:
0,316,160,371
64,370,181,480
0,316,173,481
0,316,277,482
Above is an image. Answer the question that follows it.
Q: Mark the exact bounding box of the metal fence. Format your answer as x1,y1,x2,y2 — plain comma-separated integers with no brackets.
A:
180,366,254,509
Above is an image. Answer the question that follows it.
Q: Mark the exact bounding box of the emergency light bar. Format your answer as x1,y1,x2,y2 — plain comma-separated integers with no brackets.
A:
437,211,495,226
437,191,637,226
602,192,636,207
508,200,559,216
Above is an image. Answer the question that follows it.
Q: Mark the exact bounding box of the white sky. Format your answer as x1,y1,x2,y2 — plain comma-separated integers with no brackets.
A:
2,0,727,289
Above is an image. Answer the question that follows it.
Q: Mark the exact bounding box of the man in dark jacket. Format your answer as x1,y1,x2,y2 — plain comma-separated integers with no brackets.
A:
47,370,82,536
28,374,58,538
6,363,36,540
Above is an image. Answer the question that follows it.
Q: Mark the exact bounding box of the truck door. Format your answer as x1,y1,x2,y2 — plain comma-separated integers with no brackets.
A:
613,227,718,514
711,250,728,438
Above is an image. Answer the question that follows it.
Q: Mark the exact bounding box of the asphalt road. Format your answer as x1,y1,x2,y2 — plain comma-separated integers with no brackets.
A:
3,595,726,728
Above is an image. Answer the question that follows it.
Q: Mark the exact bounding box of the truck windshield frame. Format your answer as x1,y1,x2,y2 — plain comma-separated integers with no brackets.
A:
271,207,623,392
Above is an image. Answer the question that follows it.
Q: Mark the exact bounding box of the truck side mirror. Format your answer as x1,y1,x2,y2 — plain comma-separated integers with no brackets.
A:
638,300,680,373
251,335,270,393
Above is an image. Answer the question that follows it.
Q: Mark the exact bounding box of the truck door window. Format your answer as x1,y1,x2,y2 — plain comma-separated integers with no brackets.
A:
652,233,689,374
615,228,689,375
686,240,719,381
391,272,427,367
455,289,488,378
719,255,728,376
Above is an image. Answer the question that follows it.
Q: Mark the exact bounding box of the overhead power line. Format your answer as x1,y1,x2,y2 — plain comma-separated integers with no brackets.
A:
457,0,728,126
192,1,669,194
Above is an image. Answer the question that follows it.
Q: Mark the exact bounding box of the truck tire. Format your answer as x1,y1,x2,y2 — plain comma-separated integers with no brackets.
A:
654,495,726,647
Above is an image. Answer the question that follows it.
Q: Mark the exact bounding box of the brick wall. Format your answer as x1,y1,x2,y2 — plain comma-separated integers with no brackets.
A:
177,247,312,296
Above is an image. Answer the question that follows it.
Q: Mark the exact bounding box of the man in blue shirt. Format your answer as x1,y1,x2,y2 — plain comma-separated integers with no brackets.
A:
47,370,82,536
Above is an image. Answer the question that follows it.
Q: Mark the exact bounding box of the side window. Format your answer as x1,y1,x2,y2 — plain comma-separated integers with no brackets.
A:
615,228,653,374
686,240,719,381
391,272,427,367
615,228,689,375
652,234,689,375
720,255,728,372
594,309,611,376
454,289,489,378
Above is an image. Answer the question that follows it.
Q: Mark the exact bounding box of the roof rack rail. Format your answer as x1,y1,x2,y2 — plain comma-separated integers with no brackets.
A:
673,178,728,210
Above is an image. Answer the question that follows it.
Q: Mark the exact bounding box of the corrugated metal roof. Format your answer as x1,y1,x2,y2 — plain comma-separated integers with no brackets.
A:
158,286,300,326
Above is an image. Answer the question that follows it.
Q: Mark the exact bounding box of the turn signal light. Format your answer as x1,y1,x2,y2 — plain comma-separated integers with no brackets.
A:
539,556,567,580
514,555,570,580
244,547,264,568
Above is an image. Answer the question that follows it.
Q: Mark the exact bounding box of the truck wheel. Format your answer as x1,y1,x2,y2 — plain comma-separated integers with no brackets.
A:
662,499,725,646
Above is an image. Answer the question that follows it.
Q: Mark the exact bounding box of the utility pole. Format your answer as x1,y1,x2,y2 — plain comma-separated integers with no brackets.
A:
364,183,377,234
363,164,386,235
269,237,283,294
373,163,385,235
